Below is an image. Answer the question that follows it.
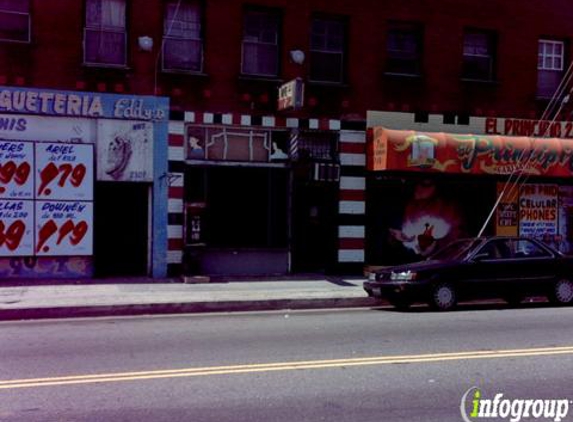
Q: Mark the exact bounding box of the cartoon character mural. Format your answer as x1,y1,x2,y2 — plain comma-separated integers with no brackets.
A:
388,178,465,260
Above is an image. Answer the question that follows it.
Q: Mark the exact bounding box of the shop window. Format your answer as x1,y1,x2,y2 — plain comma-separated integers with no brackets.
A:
537,39,565,99
386,22,423,76
162,0,203,73
84,0,127,67
241,8,280,77
309,15,347,83
462,29,496,81
0,0,30,43
204,167,288,248
186,125,289,162
510,239,551,258
294,131,339,162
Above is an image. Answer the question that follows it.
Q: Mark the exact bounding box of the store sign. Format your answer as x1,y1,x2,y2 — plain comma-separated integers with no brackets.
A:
0,199,34,256
97,120,153,182
0,86,169,122
0,114,95,143
35,143,94,200
485,117,573,139
495,183,518,237
277,78,304,111
368,127,573,176
519,184,558,239
0,140,34,199
0,140,93,257
35,201,93,256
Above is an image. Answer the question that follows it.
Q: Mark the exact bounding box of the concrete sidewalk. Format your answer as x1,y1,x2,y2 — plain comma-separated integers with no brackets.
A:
0,276,381,320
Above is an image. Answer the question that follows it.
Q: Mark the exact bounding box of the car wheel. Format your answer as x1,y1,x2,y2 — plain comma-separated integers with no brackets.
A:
388,296,411,311
549,278,573,305
430,283,457,311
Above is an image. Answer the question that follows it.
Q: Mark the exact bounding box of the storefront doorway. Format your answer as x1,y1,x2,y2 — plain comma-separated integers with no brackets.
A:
291,182,338,273
94,182,149,277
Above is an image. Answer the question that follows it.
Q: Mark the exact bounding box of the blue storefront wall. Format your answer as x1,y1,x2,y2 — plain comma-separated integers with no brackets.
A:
0,86,169,278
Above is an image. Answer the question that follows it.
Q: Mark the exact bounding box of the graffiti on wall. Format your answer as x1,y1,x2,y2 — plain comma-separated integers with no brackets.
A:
0,256,93,278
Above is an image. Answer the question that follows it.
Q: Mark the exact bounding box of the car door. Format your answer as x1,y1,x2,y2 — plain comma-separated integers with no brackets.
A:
505,238,557,296
464,239,516,299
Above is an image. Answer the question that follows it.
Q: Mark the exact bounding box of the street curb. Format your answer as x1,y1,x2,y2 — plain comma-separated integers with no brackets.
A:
0,297,383,321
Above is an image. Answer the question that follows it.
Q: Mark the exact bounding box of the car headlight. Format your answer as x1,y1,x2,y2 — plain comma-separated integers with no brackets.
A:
390,271,417,281
368,272,376,281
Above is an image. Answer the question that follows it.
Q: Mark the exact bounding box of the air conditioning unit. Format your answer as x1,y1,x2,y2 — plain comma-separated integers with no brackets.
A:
313,163,340,182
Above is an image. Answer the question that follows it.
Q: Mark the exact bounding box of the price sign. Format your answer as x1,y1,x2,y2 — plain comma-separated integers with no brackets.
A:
0,141,34,199
35,143,94,201
0,199,34,256
35,201,93,256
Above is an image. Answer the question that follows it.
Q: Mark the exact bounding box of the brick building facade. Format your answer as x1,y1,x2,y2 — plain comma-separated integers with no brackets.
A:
1,0,572,277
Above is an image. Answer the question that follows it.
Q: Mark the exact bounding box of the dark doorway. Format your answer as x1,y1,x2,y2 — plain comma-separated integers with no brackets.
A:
94,182,149,277
291,181,338,273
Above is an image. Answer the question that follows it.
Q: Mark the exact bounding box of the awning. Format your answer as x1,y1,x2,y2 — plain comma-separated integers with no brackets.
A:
367,127,573,177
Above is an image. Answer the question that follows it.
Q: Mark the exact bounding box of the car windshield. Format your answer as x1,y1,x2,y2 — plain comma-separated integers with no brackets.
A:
428,238,483,261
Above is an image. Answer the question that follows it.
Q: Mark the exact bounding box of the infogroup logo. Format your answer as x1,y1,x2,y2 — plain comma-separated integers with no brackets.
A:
460,387,571,422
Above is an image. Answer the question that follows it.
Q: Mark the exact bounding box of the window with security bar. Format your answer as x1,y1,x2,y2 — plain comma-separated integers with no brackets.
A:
0,0,30,43
292,131,339,162
84,0,127,67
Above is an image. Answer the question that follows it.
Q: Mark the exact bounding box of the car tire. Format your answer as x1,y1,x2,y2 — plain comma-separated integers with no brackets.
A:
549,278,573,305
388,296,411,311
430,283,457,311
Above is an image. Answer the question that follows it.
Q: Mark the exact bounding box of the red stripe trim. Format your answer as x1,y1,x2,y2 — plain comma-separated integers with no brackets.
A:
319,119,330,130
168,134,184,146
340,190,366,201
339,238,365,249
340,143,366,154
275,116,286,128
168,186,184,199
168,238,184,250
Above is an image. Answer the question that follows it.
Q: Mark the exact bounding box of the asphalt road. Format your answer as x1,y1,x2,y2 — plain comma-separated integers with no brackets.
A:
1,304,573,422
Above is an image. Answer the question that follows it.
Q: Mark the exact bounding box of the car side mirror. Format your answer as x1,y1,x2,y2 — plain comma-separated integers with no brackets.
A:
473,253,490,261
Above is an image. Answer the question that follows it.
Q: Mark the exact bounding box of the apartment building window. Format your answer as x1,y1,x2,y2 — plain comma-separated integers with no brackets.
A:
538,39,565,99
0,0,30,43
162,0,203,72
241,9,279,77
386,22,423,76
84,0,127,67
309,16,346,83
462,30,496,81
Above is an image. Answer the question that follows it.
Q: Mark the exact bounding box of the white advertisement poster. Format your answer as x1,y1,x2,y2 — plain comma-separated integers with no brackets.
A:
0,114,95,143
35,142,94,201
0,199,34,256
35,201,93,256
97,120,154,182
519,184,558,239
0,140,34,199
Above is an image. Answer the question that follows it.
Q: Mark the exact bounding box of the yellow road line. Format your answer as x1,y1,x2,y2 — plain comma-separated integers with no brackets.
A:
2,345,573,390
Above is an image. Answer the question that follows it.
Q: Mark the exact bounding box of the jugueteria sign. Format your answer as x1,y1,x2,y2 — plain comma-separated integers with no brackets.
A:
0,86,169,122
368,127,573,176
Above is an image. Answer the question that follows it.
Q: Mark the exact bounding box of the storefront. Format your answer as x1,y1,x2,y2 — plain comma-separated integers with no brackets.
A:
366,127,573,266
0,86,169,279
166,116,341,276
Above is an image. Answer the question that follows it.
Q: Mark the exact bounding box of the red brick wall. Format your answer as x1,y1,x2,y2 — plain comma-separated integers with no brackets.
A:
1,0,572,119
